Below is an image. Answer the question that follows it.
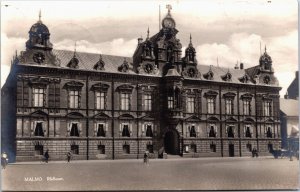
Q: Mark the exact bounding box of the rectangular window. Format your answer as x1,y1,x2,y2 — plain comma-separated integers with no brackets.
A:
168,96,174,109
69,90,79,108
70,123,79,137
95,91,106,110
33,88,45,107
210,143,216,152
227,126,235,138
147,144,154,153
245,125,252,138
34,122,44,137
187,97,195,113
246,143,252,152
208,125,216,137
146,124,153,137
264,101,272,116
190,144,197,153
120,93,130,110
34,145,43,155
266,126,273,138
144,94,152,111
243,100,251,115
225,99,233,114
189,125,197,137
97,124,106,137
71,144,79,155
207,98,215,114
98,145,105,154
122,124,130,137
123,145,130,154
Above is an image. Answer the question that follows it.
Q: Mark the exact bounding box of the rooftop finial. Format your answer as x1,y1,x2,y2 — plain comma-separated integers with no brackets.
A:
147,27,150,39
166,4,172,15
190,33,192,44
38,9,42,23
265,45,267,53
74,41,77,57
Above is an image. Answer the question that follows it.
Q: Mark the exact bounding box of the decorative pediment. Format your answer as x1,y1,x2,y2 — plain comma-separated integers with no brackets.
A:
93,55,105,70
117,84,134,92
67,56,79,69
66,112,84,118
91,83,109,91
30,110,48,117
118,113,135,120
239,73,251,83
265,118,274,123
118,58,129,72
223,92,236,99
244,117,255,123
93,112,111,119
207,116,219,122
241,93,253,100
203,69,214,80
225,117,238,122
185,115,201,122
204,90,218,98
140,114,154,120
64,81,84,90
29,76,51,87
221,71,232,82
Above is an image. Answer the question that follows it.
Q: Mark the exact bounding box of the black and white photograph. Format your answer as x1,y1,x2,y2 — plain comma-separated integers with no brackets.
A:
1,0,298,191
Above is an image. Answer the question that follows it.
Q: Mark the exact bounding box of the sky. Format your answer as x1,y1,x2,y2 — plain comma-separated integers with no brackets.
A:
1,0,298,97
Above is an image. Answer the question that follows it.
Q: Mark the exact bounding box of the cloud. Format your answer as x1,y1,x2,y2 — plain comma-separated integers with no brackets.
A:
195,30,298,97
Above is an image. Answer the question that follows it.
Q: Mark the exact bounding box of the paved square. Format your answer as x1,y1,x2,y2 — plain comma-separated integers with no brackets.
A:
1,157,299,191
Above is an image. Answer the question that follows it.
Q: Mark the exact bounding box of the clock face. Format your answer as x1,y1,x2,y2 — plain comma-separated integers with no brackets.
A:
33,52,45,64
144,63,153,74
163,18,175,28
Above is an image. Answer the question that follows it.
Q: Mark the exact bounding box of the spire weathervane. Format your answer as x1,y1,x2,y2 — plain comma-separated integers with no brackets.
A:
74,41,77,57
147,27,150,39
38,9,42,23
166,4,172,14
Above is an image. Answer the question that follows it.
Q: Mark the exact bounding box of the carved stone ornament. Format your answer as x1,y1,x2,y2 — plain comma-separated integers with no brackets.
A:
203,69,214,80
67,56,79,69
118,59,129,72
32,52,45,64
182,66,199,78
239,73,251,83
94,55,105,70
221,71,232,82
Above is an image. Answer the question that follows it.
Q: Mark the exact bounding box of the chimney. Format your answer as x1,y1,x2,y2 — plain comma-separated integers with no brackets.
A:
138,37,143,45
240,63,244,70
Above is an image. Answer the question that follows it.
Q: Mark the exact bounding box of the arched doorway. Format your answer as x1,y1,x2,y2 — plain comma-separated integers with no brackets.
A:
164,130,179,155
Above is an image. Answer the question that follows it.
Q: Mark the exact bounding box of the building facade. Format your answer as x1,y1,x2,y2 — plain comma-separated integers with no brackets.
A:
1,9,282,162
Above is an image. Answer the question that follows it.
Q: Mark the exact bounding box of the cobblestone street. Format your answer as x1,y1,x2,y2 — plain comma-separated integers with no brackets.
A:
1,157,299,191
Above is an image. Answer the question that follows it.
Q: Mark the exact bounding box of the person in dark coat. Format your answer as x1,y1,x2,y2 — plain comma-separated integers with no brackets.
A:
143,151,148,164
44,150,49,163
67,151,72,163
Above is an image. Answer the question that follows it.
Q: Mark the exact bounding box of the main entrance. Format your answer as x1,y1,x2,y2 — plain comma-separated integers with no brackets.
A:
164,130,180,155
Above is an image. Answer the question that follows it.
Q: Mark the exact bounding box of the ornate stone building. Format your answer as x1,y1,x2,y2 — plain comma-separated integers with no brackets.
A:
1,8,282,162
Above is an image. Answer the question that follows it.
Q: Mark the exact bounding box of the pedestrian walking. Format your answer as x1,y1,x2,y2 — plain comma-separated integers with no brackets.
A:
143,151,148,164
67,151,72,163
43,150,49,163
1,152,8,169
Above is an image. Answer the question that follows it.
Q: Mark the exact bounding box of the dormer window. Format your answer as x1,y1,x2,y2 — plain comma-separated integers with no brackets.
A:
94,55,105,70
118,59,129,72
221,71,232,82
203,69,214,80
67,56,79,69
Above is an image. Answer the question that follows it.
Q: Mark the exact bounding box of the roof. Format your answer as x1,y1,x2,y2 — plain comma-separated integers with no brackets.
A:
280,98,299,116
17,49,277,86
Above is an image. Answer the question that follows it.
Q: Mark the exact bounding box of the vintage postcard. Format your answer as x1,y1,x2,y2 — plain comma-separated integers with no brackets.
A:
1,0,298,191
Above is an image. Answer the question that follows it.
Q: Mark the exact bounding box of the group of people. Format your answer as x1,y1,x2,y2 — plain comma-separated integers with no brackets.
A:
41,150,73,163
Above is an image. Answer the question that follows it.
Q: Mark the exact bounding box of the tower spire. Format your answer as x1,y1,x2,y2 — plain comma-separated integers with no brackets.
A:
189,33,192,44
265,45,267,53
74,41,77,57
166,4,172,15
146,27,150,40
38,9,42,23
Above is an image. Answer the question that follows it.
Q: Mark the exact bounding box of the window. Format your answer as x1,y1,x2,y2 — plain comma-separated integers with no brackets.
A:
69,90,79,108
144,94,152,111
168,96,174,109
120,93,130,110
146,124,153,137
246,143,252,152
191,144,197,153
71,144,79,154
98,145,105,154
95,91,106,110
268,143,273,152
243,100,251,115
189,125,197,137
123,145,130,154
264,100,272,116
208,125,216,137
225,99,233,114
122,124,130,137
97,124,106,137
210,143,216,152
34,122,44,137
266,126,272,138
147,144,154,153
207,98,215,114
70,123,79,137
186,97,195,113
33,88,45,107
34,145,43,155
245,125,252,138
227,126,234,138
